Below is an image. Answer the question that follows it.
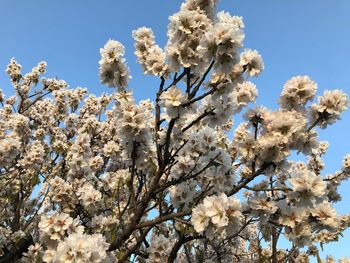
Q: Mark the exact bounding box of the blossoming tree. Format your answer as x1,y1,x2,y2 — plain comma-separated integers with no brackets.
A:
0,0,349,262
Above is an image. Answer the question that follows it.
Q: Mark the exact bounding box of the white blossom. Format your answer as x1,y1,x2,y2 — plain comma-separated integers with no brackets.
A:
310,89,349,128
52,233,109,263
279,76,317,110
240,49,264,77
99,39,130,89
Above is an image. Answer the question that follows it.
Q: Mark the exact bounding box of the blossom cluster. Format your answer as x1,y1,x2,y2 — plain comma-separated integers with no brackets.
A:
191,193,243,237
0,0,349,262
99,39,130,89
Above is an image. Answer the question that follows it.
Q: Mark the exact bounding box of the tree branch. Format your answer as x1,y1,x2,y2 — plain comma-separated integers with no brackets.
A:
227,162,273,196
181,109,215,133
167,235,204,263
0,234,33,263
188,60,215,100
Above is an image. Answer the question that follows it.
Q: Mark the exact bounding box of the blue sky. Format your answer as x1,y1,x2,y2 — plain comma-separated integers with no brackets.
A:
1,0,349,260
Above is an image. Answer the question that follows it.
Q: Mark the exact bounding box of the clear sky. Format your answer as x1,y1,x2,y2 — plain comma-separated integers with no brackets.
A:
0,0,349,260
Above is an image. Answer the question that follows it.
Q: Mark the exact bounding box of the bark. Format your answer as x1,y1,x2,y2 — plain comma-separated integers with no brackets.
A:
0,234,33,263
